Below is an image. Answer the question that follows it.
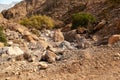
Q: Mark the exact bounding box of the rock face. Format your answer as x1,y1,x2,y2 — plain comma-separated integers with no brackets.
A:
2,0,87,23
108,35,120,46
54,29,64,42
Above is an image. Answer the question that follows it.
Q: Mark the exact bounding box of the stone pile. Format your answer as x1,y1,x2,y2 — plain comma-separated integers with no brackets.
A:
0,21,103,66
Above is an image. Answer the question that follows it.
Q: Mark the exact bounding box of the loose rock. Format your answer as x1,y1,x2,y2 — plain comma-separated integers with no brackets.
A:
42,50,57,63
7,46,24,56
54,29,64,42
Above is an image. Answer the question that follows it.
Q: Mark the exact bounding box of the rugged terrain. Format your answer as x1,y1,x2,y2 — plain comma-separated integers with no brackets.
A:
0,0,120,80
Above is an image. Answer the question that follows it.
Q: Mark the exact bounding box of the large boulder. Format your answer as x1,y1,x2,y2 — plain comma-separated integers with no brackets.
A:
54,29,64,42
64,30,77,42
7,46,24,56
108,34,120,46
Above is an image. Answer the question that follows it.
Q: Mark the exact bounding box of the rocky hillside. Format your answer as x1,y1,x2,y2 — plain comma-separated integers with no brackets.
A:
1,0,87,23
1,0,120,22
0,16,120,80
0,0,120,80
1,0,120,35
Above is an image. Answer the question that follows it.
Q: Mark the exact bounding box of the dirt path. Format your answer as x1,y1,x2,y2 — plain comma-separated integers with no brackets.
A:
0,46,120,80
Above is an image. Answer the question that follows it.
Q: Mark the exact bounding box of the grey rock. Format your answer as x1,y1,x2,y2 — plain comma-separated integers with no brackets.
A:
59,41,76,50
7,47,24,56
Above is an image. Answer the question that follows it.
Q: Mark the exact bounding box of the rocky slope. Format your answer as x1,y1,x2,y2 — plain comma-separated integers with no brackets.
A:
1,0,120,36
1,0,87,23
0,15,120,80
0,0,120,80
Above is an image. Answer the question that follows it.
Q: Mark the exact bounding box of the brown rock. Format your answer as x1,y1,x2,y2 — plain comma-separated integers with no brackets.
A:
25,35,35,43
108,34,120,46
23,31,38,43
38,62,48,69
23,53,33,62
0,42,4,48
75,34,82,42
17,27,25,34
64,30,77,42
42,50,57,63
54,29,64,42
77,27,87,34
24,31,31,36
94,20,106,31
61,24,72,32
38,40,50,49
92,35,101,42
116,19,120,30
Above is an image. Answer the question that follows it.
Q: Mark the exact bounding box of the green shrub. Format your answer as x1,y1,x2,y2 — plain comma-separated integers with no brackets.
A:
71,12,96,29
0,27,7,45
20,15,55,30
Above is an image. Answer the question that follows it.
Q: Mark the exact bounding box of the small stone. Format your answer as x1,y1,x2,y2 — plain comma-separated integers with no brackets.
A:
7,41,13,46
42,50,57,63
113,53,120,61
38,62,48,69
5,77,10,80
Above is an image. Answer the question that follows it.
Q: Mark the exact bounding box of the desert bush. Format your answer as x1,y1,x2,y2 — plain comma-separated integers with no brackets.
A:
0,27,7,45
71,12,96,29
20,15,55,30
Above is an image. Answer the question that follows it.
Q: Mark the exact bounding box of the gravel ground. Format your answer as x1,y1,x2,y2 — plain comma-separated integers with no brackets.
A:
0,45,120,80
